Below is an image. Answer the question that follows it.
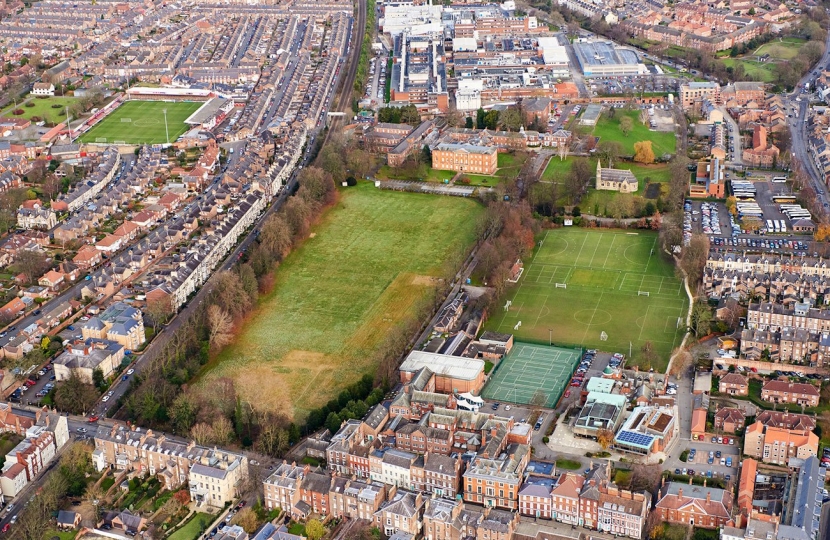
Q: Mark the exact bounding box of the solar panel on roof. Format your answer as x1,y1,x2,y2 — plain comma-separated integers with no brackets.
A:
616,430,654,447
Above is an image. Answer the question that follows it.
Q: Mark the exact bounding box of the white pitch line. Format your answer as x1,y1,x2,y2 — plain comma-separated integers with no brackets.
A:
638,305,651,341
587,233,602,268
581,292,604,344
574,232,589,267
602,234,616,269
532,230,550,263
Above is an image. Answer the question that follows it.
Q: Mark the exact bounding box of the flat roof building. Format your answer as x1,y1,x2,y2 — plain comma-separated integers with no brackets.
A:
573,41,644,77
400,351,486,394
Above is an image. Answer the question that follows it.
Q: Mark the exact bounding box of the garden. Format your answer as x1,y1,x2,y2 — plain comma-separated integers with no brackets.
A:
1,96,78,125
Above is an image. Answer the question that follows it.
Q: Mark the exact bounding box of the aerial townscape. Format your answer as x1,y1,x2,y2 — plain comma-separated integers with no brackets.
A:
0,0,829,538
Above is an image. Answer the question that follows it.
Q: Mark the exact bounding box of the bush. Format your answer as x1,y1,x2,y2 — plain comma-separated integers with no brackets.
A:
30,116,41,122
12,109,24,115
542,436,549,443
25,102,35,108
680,450,689,462
51,104,62,108
345,176,357,186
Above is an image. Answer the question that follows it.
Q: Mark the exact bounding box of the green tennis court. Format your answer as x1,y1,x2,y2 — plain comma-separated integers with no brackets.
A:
482,342,582,407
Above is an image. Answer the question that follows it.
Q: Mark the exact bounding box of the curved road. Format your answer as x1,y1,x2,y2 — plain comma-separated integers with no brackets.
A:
786,29,830,216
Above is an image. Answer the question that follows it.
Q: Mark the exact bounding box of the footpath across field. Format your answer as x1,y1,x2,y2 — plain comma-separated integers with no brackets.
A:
482,342,581,407
486,228,687,370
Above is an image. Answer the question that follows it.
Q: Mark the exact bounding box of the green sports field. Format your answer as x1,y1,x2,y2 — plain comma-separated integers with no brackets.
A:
482,342,581,407
199,181,484,421
486,228,688,371
79,100,203,144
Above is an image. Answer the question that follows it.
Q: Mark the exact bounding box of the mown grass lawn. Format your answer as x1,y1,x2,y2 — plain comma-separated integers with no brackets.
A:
1,96,77,124
720,58,776,83
540,156,671,214
485,228,686,369
753,38,806,60
593,110,676,156
169,513,215,540
199,181,484,421
79,100,203,144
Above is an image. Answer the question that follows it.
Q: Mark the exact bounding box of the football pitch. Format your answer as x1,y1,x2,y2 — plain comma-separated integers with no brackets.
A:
482,343,581,407
486,229,688,371
79,100,203,144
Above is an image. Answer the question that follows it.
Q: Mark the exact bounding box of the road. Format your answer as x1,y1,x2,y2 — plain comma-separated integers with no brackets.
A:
102,1,368,420
786,30,830,215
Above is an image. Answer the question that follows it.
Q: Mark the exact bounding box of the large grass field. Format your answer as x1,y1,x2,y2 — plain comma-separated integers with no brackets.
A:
1,96,77,124
720,58,776,83
79,100,203,144
485,229,688,370
754,38,806,60
593,110,677,157
199,182,484,421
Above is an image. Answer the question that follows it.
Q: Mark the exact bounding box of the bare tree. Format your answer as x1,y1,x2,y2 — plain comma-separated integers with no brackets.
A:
558,140,570,161
11,249,50,285
43,174,62,201
144,296,174,330
190,422,213,445
211,416,234,445
207,304,234,349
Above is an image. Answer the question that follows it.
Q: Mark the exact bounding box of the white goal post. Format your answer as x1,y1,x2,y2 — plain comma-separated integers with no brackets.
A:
121,117,132,122
95,137,107,143
600,331,608,341
638,291,650,296
555,283,567,288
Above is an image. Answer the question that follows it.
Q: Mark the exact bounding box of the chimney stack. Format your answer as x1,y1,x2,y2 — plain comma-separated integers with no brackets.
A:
678,487,683,498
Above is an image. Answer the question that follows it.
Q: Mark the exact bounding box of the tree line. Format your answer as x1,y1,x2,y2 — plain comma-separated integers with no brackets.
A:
120,164,338,454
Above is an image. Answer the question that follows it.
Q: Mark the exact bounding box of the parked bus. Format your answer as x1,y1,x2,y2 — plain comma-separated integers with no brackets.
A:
767,220,775,232
772,176,788,183
772,195,797,204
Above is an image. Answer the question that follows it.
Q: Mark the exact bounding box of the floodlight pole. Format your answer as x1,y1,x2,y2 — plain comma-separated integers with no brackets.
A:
549,328,552,346
163,108,169,143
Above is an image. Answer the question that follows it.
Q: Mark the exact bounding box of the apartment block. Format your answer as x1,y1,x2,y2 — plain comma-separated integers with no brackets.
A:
679,82,721,111
329,477,386,520
463,444,529,510
743,421,818,465
92,424,248,507
718,373,748,396
760,380,820,407
655,483,733,528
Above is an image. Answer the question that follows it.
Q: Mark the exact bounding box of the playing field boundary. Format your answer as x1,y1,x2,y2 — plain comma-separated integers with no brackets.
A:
485,228,686,371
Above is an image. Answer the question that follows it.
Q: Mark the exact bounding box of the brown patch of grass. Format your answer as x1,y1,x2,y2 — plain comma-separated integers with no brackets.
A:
411,275,437,286
345,272,434,355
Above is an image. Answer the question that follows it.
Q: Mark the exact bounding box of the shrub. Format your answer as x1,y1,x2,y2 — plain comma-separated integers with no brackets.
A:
51,104,62,108
541,436,549,443
459,175,471,185
12,109,24,115
345,176,357,186
30,116,41,122
25,102,35,108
